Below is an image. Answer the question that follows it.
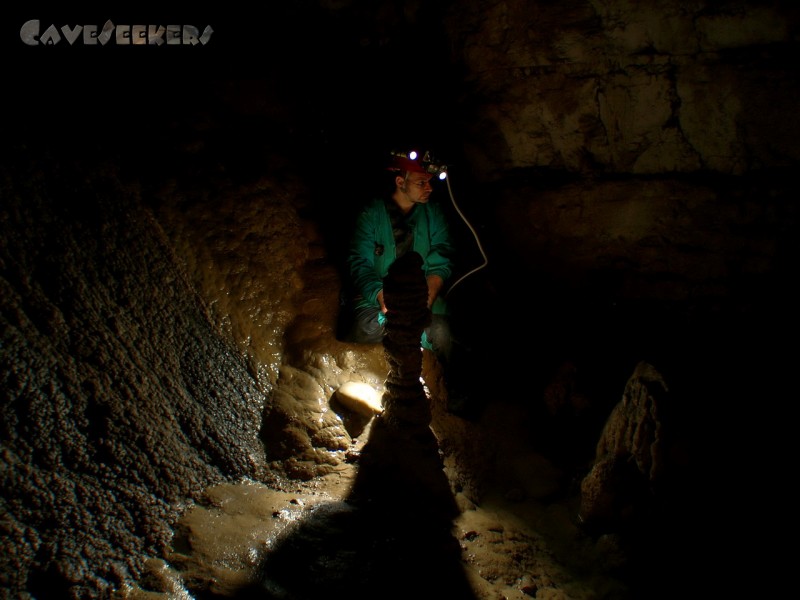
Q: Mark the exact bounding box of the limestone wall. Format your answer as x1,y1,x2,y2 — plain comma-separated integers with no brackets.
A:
442,0,798,311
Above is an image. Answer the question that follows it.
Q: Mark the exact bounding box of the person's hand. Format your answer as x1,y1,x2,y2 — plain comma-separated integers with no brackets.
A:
377,289,388,314
426,275,444,309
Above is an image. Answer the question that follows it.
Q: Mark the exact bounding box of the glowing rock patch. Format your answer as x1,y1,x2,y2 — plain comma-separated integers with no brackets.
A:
333,382,383,417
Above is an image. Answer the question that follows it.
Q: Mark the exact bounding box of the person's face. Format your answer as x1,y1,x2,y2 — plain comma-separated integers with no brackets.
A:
398,171,434,204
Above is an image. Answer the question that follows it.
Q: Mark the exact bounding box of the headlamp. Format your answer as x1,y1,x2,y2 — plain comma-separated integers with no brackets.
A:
389,149,448,180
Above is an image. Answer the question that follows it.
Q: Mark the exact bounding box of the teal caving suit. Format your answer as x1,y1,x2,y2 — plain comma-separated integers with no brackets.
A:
343,197,455,353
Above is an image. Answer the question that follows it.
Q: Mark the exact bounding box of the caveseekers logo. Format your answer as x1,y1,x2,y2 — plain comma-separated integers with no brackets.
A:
20,19,213,46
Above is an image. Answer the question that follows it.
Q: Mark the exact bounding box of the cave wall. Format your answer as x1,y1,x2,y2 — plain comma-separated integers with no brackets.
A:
449,0,800,177
0,75,388,598
441,0,798,315
0,142,284,597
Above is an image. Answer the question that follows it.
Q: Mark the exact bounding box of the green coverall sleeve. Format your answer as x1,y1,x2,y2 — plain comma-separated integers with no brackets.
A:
347,202,385,306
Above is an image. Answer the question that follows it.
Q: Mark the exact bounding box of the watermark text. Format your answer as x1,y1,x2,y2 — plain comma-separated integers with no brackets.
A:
20,19,214,46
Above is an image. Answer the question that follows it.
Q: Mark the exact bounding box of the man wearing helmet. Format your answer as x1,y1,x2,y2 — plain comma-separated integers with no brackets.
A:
338,150,469,414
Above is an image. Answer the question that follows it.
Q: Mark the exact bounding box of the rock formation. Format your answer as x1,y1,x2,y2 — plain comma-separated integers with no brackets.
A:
579,361,669,530
351,251,455,510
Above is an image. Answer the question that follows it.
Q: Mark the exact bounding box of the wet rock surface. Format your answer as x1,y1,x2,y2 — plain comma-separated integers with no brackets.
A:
0,149,271,597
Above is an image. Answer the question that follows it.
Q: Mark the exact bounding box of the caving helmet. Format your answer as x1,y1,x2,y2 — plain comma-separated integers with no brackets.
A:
388,149,448,180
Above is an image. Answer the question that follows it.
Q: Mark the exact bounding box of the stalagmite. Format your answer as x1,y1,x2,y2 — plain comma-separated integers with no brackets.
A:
380,251,431,430
349,251,456,512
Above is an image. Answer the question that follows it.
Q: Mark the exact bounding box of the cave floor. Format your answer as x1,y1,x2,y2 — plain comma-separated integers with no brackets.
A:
119,389,681,600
